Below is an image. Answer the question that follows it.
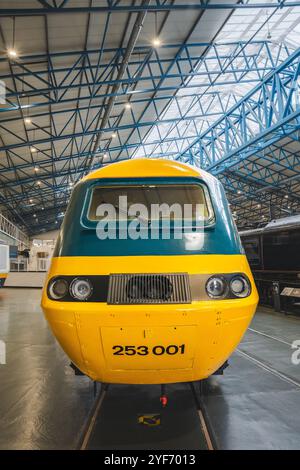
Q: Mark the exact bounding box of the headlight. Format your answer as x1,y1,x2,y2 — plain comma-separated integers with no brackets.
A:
49,278,68,300
230,276,250,298
70,278,93,301
206,276,227,299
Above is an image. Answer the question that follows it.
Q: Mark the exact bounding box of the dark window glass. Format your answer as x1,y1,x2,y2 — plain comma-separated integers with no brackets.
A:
263,229,300,271
87,184,215,225
242,236,261,268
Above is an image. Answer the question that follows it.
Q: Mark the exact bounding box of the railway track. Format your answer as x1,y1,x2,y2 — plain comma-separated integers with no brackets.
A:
80,385,108,450
77,322,300,451
237,324,300,388
236,348,300,388
189,382,215,451
78,382,215,451
248,327,293,346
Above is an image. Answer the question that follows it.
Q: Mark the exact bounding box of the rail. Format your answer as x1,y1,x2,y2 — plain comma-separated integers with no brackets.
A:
0,213,29,249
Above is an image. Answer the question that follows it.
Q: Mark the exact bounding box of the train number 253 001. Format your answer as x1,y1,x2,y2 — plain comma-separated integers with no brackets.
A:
112,344,185,356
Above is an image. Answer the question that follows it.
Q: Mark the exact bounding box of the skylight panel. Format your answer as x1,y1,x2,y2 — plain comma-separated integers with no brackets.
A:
133,0,300,160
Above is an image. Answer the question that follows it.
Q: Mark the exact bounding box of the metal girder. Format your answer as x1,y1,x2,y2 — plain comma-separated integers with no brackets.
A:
220,171,300,212
0,3,299,233
1,40,289,190
97,41,292,163
0,40,282,114
0,91,231,125
171,143,300,217
175,47,300,174
230,194,300,228
228,146,300,190
0,1,297,16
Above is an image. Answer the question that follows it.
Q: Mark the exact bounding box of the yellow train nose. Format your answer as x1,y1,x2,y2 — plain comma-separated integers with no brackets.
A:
41,254,258,384
42,295,257,384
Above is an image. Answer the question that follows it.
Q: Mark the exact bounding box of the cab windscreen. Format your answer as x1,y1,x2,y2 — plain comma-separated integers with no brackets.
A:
87,183,215,226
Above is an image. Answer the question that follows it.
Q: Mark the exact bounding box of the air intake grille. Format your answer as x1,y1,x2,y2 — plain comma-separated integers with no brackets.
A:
107,273,191,304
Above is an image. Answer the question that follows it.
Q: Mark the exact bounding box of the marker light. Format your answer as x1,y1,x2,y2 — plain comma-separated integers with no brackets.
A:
49,278,69,300
206,276,227,299
70,278,93,301
230,276,251,298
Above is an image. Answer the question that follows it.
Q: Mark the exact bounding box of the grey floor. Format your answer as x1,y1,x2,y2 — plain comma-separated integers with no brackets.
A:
0,288,94,450
202,307,300,450
0,289,300,450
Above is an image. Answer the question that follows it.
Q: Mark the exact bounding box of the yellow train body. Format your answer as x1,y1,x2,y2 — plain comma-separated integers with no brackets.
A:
0,273,7,285
0,244,9,287
42,254,257,384
41,159,258,384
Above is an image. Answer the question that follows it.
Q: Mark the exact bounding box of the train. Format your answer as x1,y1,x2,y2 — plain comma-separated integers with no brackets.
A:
41,159,258,385
240,215,300,314
0,243,9,288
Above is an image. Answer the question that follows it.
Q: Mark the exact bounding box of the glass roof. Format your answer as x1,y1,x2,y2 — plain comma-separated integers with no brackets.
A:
133,0,300,160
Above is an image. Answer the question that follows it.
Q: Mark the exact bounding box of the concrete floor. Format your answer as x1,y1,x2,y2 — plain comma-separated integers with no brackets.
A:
0,289,300,450
0,288,94,450
202,307,300,449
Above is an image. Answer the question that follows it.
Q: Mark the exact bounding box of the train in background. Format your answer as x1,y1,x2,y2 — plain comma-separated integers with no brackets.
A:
0,243,9,287
240,215,300,314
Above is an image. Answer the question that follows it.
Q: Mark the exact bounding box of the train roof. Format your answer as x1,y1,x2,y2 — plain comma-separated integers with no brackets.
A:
240,215,300,237
81,158,217,185
239,228,264,237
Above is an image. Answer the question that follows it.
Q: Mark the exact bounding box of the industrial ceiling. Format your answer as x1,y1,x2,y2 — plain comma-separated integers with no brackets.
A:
0,0,300,233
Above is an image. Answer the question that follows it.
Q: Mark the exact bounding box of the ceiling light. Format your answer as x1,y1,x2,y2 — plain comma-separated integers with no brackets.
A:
152,37,161,47
30,147,37,153
7,49,18,59
34,166,39,172
37,180,41,185
237,190,242,195
29,199,33,204
33,214,36,218
257,204,261,209
124,103,131,110
24,118,32,125
284,195,289,199
111,133,117,138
